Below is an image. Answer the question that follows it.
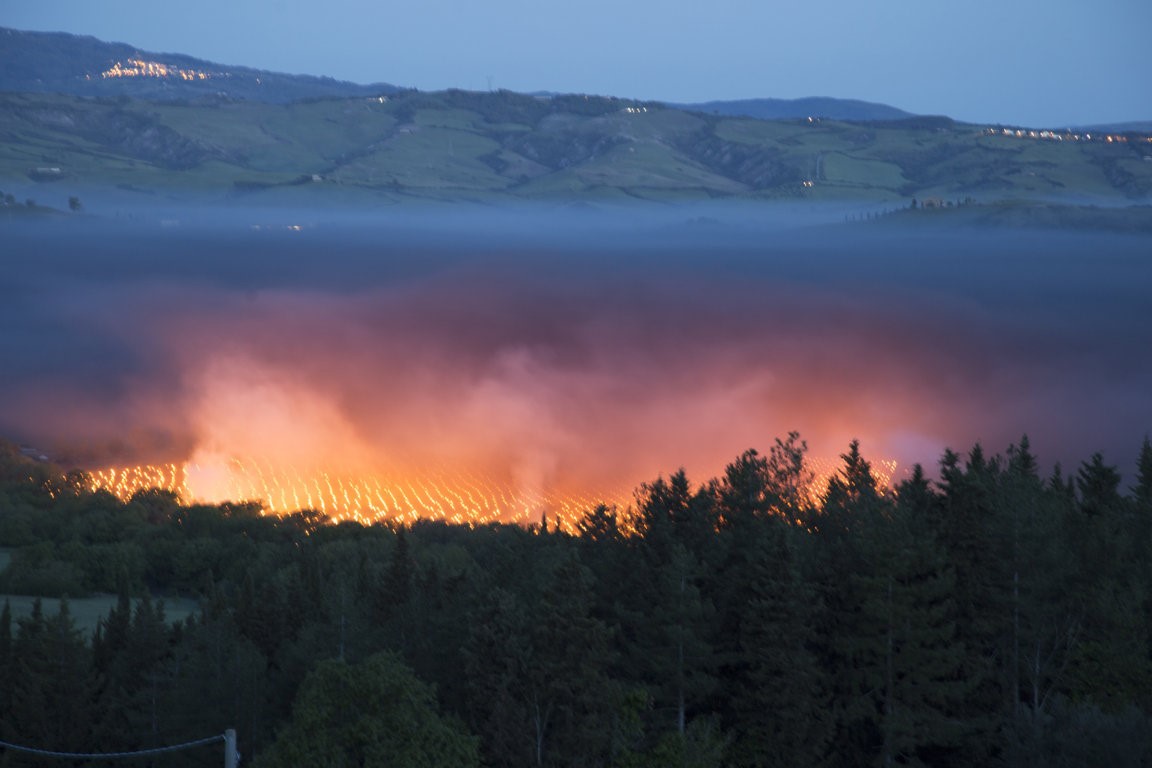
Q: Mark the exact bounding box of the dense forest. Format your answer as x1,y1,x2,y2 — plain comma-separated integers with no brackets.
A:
1,433,1151,767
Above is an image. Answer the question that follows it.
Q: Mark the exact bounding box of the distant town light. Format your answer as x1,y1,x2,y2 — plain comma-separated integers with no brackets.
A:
984,126,1148,145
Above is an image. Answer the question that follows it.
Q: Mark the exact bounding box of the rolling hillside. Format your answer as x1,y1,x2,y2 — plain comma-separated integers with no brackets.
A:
3,89,1150,207
1,27,1150,207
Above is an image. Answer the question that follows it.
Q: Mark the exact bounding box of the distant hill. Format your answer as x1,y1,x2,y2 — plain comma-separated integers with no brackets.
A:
671,97,915,122
1,28,1150,208
0,26,399,103
3,87,1150,208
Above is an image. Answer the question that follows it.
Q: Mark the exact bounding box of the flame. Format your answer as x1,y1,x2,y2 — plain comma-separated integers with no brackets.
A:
84,457,631,529
83,454,896,531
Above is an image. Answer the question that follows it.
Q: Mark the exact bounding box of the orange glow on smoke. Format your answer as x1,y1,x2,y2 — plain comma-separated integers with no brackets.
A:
76,320,904,531
40,274,913,529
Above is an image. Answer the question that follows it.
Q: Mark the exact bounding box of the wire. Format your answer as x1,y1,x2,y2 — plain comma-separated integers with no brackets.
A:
0,733,224,760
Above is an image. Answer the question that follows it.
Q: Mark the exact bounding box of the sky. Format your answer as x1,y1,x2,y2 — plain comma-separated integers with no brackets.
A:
2,0,1149,127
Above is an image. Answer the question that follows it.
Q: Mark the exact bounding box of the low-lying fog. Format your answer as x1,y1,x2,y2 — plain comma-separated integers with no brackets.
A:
4,204,1151,497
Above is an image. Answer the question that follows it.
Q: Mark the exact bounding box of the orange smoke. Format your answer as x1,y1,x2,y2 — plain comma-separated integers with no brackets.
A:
70,270,920,528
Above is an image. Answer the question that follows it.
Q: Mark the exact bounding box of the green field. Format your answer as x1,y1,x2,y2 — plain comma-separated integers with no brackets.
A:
1,591,200,636
1,90,1150,207
0,546,199,635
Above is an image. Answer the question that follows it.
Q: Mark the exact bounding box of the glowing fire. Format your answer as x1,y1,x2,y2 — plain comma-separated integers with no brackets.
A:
84,455,897,531
86,457,632,529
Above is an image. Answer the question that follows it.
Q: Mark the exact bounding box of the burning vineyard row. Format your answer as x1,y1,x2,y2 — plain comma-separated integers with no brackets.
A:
82,455,898,530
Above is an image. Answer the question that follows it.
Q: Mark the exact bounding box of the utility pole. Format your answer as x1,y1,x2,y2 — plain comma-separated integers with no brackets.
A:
224,729,238,768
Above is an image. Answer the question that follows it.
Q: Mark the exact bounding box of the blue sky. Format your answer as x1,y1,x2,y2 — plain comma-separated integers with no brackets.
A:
2,0,1148,127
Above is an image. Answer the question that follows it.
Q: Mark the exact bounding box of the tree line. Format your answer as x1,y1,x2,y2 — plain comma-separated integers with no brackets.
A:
1,433,1151,767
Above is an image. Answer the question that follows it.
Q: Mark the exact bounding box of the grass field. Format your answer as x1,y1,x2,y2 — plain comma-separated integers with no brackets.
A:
1,90,1149,206
1,591,201,637
0,547,199,636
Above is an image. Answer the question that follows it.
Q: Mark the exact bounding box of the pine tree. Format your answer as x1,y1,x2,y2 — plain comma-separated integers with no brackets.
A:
810,441,889,766
640,540,716,739
1063,454,1152,710
935,444,1012,760
91,579,137,750
631,464,722,740
872,490,966,767
374,526,416,653
729,517,830,768
464,557,613,768
576,503,623,544
530,556,614,767
1134,437,1152,712
235,570,285,660
10,599,94,754
464,587,534,768
636,469,717,559
126,595,175,746
160,609,272,755
0,600,13,739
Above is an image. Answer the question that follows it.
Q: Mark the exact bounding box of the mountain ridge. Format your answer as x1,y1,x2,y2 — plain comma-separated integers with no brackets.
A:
670,96,915,122
1,26,919,122
0,26,400,104
8,26,1147,132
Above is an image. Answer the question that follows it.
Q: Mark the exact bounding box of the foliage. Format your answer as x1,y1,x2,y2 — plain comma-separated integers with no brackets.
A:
256,651,480,768
0,434,1151,766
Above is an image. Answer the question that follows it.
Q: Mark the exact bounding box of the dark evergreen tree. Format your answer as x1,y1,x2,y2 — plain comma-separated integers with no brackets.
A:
639,540,716,739
1134,437,1152,713
90,579,138,751
159,610,273,758
871,480,966,767
630,469,719,744
464,557,613,768
235,570,287,661
373,525,416,654
464,586,534,768
532,556,614,766
0,600,12,741
728,516,829,768
9,599,94,756
255,651,481,768
1063,454,1151,710
1000,436,1081,751
576,503,624,544
126,595,176,747
810,441,889,766
935,445,1012,762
